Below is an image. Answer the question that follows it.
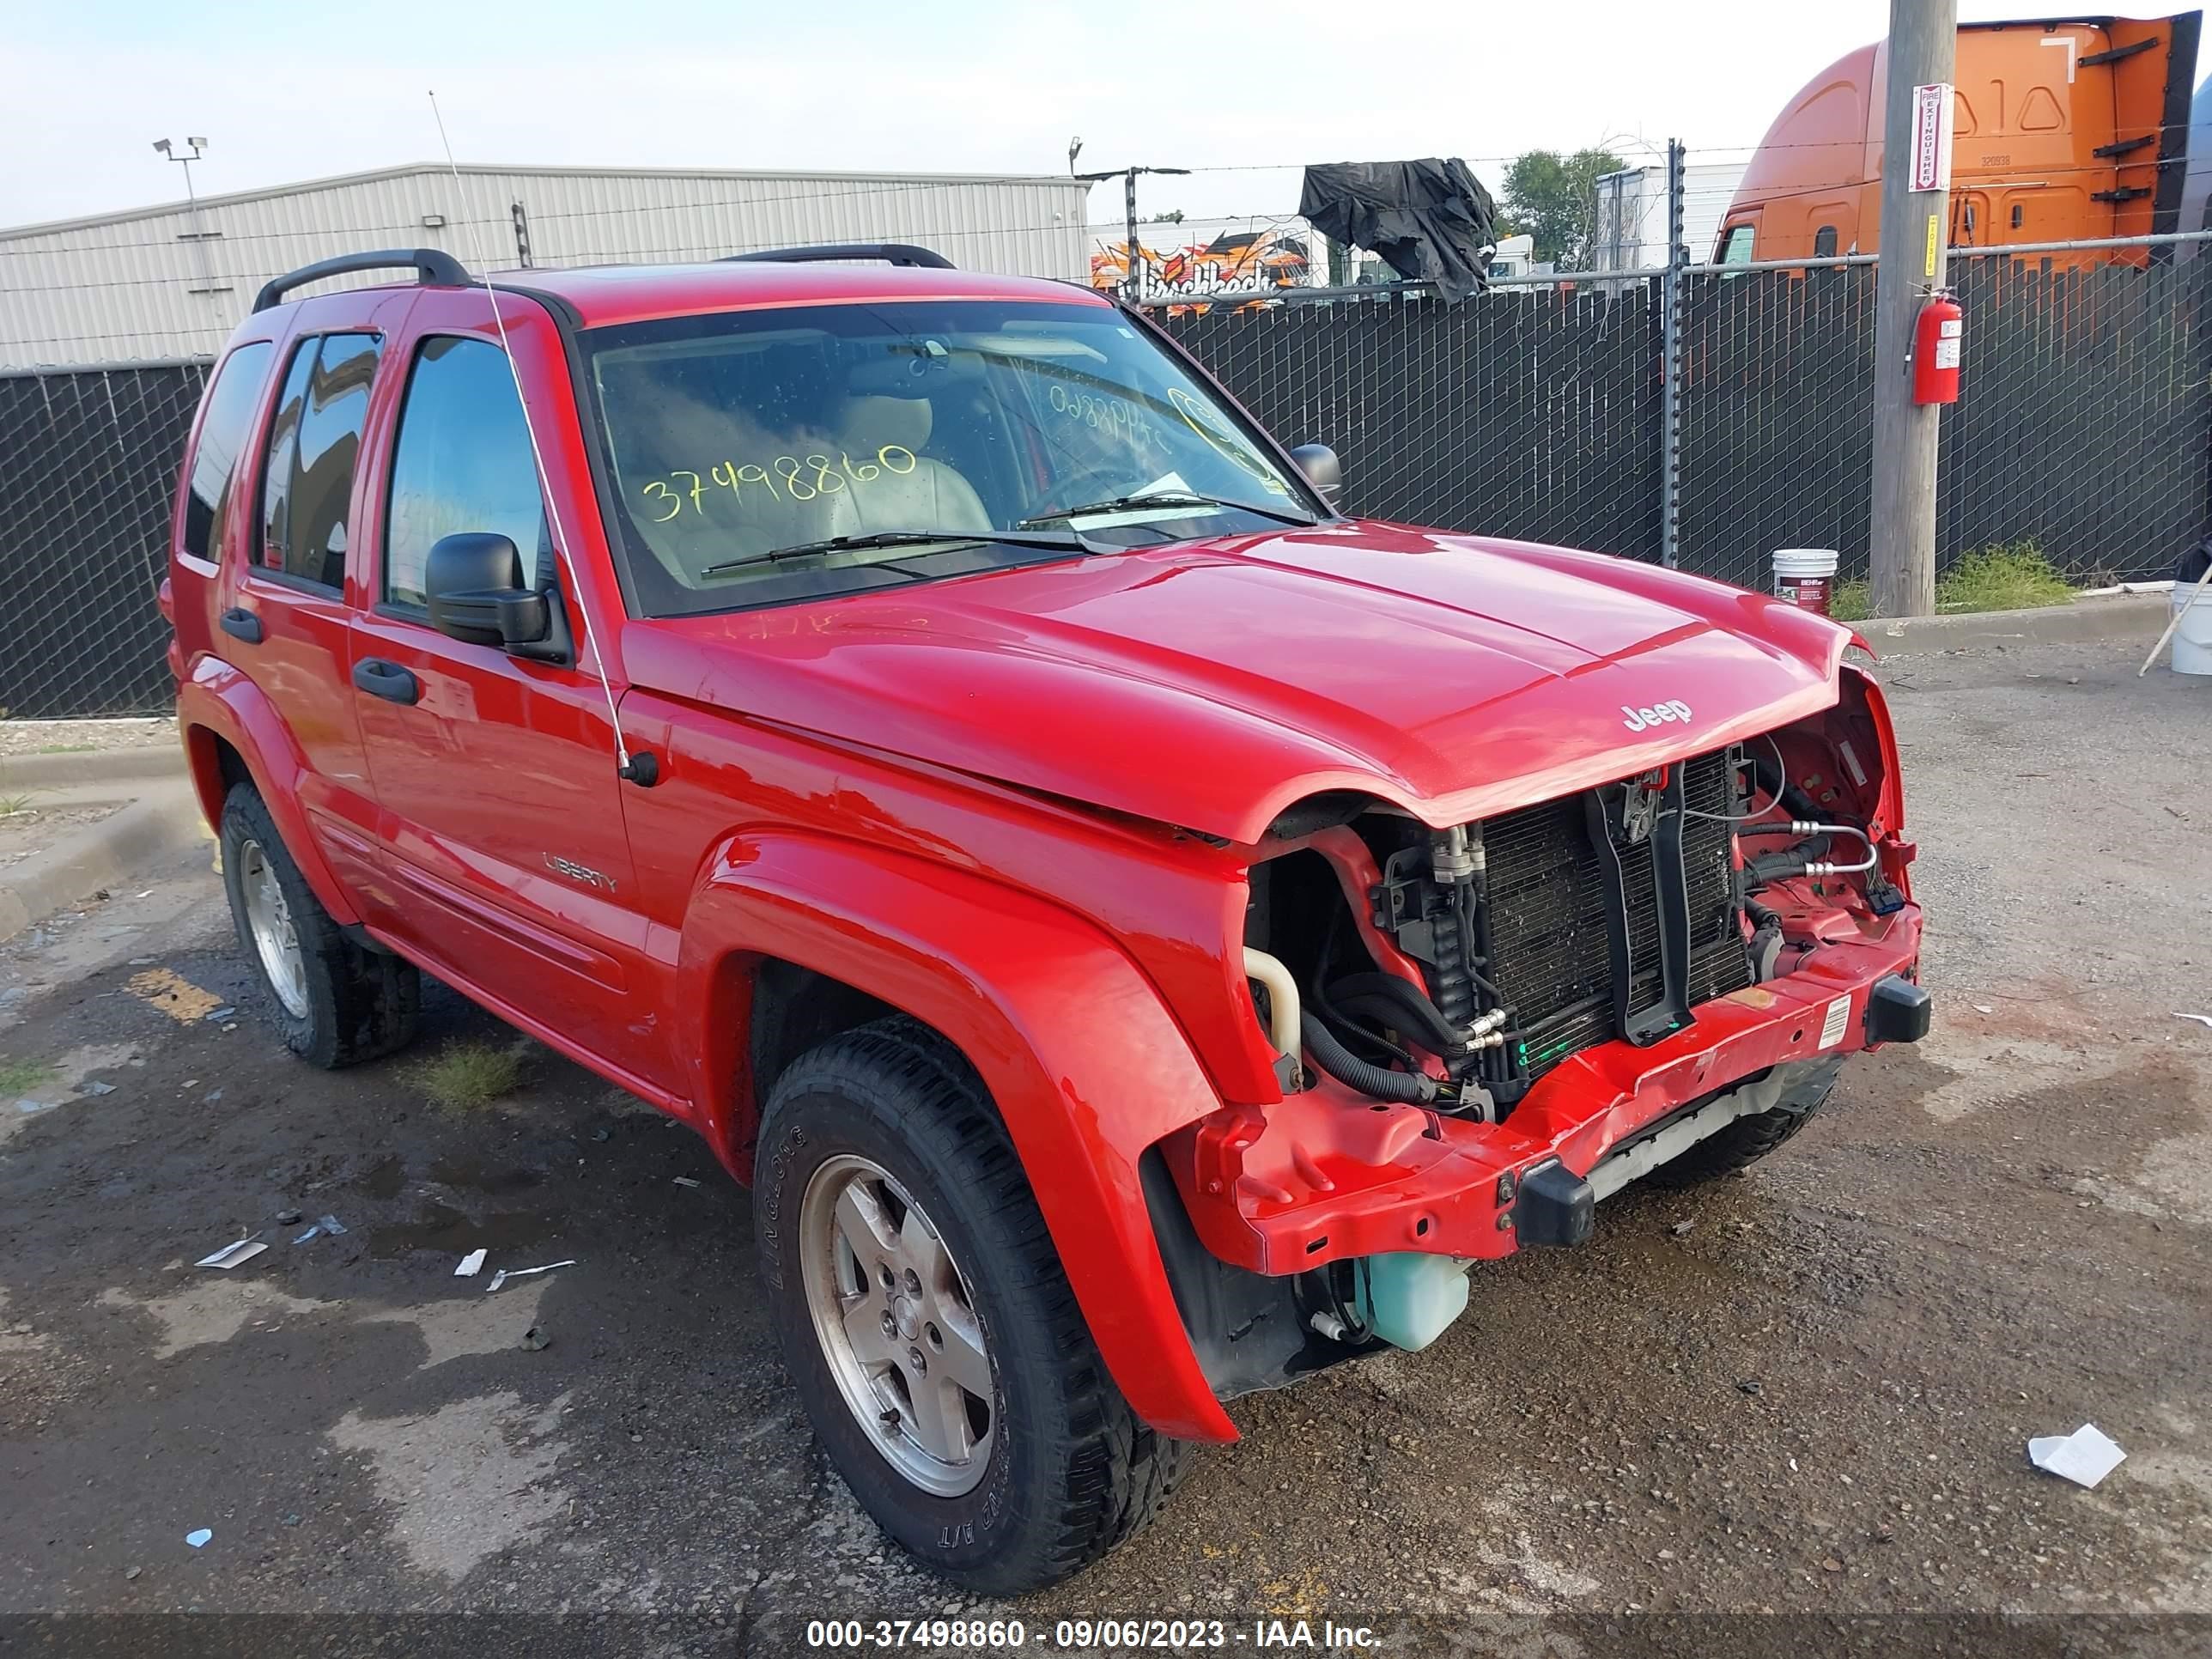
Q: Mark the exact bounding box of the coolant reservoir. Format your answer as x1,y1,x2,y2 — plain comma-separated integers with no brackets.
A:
1353,1253,1474,1352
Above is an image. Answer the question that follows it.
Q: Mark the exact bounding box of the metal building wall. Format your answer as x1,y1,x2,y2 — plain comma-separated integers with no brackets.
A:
0,165,1094,370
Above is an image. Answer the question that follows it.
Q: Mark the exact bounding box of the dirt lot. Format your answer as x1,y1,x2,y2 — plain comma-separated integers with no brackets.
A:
2,636,2208,1656
0,804,119,871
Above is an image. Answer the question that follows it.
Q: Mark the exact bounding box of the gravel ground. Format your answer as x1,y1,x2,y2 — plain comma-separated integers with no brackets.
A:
0,716,178,758
0,637,2207,1657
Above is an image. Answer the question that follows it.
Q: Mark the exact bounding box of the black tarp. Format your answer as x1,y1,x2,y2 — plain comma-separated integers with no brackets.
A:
1298,158,1498,303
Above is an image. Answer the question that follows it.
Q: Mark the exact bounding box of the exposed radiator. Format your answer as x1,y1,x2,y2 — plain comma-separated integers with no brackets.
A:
1481,748,1753,1079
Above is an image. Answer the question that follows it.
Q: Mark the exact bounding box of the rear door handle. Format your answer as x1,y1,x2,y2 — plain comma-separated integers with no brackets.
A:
219,607,263,644
351,658,421,705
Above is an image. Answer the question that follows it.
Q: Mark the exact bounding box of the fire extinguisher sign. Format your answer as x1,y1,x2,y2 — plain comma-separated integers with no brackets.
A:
1911,83,1955,193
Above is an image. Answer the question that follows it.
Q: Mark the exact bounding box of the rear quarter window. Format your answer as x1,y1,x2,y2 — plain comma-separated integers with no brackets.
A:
258,332,382,590
180,341,275,563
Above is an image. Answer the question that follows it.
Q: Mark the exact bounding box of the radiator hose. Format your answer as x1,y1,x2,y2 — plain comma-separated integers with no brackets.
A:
1300,1012,1442,1104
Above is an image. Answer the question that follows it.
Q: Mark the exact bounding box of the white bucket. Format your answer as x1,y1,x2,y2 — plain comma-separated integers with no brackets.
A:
2172,580,2212,676
1772,548,1840,616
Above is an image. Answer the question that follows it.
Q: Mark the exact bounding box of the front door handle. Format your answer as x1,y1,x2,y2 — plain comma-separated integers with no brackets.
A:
351,658,421,705
219,607,263,644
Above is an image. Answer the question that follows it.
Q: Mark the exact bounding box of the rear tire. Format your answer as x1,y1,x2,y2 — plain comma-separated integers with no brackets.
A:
218,784,419,1069
754,1016,1194,1595
1654,1056,1844,1184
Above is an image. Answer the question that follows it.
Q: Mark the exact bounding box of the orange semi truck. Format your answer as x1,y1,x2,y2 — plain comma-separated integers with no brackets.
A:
1717,12,2200,267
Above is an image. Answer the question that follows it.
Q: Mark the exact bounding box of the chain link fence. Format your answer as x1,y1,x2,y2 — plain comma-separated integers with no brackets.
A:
0,361,205,719
1161,284,1664,562
1936,252,2212,587
1670,252,2212,590
1165,242,2212,595
3,242,2209,718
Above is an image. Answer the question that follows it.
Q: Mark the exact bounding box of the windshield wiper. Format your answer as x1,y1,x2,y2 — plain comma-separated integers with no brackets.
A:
700,527,1087,578
1017,489,1316,530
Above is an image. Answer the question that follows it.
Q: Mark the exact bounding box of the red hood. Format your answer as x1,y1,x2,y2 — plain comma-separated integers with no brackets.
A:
620,520,1856,844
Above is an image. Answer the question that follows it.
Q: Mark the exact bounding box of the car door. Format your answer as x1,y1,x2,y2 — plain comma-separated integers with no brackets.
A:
346,299,676,1099
216,307,407,896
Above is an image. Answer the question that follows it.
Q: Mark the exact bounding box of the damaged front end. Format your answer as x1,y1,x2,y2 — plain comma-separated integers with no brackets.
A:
1153,666,1926,1395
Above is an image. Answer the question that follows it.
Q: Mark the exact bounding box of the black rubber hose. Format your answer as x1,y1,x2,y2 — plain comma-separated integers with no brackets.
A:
1747,850,1811,884
1327,971,1467,1054
1338,993,1453,1054
1313,1004,1421,1070
1300,1012,1438,1103
1747,754,1824,823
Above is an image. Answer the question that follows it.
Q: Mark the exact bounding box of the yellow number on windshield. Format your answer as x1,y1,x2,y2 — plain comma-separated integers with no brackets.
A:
640,480,682,523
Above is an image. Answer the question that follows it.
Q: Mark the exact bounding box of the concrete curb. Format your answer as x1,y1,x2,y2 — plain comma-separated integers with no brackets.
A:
0,782,210,945
1863,592,2170,654
0,743,186,790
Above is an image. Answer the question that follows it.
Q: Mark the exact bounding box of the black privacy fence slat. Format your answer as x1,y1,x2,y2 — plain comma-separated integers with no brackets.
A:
0,362,204,719
1168,257,2212,592
1167,285,1663,562
5,257,2211,719
1674,265,1881,589
1936,258,2212,587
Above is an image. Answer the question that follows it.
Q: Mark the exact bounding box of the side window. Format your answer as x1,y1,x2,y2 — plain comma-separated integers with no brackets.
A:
181,342,275,563
383,337,548,610
258,343,315,577
1718,224,1756,267
258,332,382,590
1813,224,1838,258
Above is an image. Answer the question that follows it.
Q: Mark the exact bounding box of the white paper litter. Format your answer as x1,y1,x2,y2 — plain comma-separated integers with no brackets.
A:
2173,1012,2212,1031
454,1249,487,1277
2027,1423,2126,1488
672,1176,700,1188
486,1259,575,1292
196,1239,267,1270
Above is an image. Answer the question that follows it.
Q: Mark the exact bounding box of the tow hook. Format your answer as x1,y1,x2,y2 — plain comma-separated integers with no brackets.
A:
1864,974,1933,1045
1510,1159,1595,1248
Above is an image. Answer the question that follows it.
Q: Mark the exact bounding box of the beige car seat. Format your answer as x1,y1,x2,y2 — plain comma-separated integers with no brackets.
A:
835,396,992,538
600,372,862,586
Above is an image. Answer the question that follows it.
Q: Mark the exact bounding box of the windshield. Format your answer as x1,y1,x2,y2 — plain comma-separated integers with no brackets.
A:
581,299,1317,616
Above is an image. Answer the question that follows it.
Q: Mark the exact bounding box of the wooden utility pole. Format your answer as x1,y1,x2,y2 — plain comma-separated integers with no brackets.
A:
1868,0,1957,617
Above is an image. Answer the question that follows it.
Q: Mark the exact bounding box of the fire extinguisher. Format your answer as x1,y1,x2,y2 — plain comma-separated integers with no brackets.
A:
1912,290,1963,404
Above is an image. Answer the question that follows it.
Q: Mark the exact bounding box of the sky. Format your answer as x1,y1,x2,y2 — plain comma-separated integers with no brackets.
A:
4,0,2069,231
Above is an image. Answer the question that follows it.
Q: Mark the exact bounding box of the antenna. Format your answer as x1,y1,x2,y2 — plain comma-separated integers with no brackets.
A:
427,90,643,781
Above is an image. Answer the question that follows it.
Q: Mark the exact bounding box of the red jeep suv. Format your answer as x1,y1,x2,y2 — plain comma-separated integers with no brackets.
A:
162,244,1928,1593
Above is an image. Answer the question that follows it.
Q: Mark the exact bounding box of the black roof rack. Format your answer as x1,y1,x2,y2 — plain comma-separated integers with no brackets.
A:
720,243,955,270
253,248,473,313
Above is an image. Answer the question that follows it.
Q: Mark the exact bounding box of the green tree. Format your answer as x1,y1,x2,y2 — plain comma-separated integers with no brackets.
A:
1501,149,1627,267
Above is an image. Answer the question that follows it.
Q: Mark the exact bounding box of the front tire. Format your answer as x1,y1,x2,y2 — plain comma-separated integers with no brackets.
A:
755,1018,1193,1595
218,784,419,1069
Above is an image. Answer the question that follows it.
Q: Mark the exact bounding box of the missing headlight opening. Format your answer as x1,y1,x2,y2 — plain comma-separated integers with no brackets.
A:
1242,678,1908,1119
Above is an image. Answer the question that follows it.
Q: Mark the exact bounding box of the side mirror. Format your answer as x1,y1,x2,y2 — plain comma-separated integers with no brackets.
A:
1288,443,1344,511
425,532,552,649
